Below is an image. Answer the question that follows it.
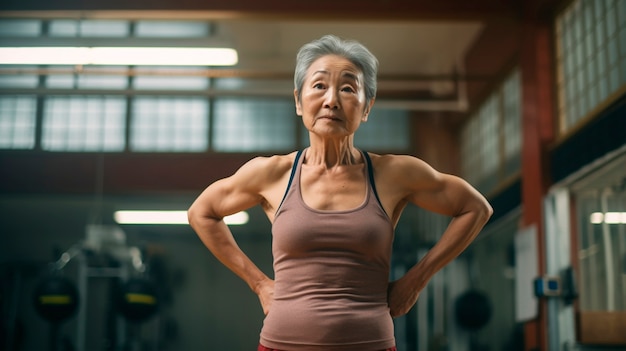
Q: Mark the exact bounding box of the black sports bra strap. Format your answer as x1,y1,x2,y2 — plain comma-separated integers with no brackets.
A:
362,151,386,214
276,149,304,213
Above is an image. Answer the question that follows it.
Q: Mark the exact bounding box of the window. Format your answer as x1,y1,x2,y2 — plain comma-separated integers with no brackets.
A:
571,154,626,345
131,97,208,152
48,19,129,37
479,95,499,177
354,108,410,151
461,69,522,194
461,116,481,186
556,0,626,134
42,96,126,151
502,70,522,177
212,98,296,152
0,95,37,149
0,19,40,37
134,20,209,38
45,66,129,90
0,65,39,88
132,67,209,91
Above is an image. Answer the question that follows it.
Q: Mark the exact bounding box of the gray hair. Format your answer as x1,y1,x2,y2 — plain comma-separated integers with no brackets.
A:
294,34,379,105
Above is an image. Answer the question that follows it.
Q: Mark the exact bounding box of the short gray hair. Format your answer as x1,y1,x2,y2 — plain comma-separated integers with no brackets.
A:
294,35,379,105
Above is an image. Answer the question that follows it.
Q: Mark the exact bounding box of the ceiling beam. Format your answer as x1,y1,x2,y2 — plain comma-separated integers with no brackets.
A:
0,0,521,21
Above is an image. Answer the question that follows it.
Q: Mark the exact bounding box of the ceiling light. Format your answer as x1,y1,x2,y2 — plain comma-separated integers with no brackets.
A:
589,212,626,224
113,210,249,225
0,47,238,66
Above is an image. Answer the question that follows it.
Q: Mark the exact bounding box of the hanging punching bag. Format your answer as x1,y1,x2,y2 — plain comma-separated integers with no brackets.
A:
33,276,79,323
454,290,492,331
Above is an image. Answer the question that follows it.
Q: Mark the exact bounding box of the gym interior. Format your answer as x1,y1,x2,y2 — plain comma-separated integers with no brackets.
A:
1,0,625,350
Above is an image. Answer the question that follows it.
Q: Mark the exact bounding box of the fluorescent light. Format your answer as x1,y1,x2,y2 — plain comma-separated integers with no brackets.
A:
113,210,249,225
589,212,604,224
589,212,626,224
0,47,238,66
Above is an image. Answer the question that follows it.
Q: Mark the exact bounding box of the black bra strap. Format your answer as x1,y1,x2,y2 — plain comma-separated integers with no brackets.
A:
276,149,303,213
362,151,385,214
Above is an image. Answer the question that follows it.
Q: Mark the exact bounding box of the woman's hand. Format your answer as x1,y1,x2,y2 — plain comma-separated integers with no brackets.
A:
387,277,424,318
256,278,275,315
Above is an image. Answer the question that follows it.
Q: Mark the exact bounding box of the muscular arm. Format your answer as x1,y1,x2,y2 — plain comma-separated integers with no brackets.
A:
386,156,493,317
187,157,277,314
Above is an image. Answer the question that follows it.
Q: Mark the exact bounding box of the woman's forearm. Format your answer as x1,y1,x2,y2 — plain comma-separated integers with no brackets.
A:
387,207,491,317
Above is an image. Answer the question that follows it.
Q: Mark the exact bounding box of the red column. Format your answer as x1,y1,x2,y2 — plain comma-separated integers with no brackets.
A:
520,12,556,351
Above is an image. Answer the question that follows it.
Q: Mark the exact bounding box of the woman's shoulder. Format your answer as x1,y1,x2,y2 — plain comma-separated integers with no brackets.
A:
248,150,300,167
238,151,301,179
365,152,439,183
365,152,426,168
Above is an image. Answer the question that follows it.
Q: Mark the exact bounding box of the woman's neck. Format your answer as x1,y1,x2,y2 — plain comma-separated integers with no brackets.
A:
305,137,361,168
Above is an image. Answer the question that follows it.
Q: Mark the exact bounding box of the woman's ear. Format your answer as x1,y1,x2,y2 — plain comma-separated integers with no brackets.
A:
362,98,375,122
294,89,302,116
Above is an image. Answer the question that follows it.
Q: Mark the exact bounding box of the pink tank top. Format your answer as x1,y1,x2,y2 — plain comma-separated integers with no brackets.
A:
260,149,396,351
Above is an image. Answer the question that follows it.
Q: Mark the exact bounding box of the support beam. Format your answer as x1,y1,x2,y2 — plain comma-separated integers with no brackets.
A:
519,9,556,351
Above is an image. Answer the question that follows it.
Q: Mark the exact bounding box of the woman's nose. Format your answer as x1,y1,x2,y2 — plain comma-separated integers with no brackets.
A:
323,88,340,109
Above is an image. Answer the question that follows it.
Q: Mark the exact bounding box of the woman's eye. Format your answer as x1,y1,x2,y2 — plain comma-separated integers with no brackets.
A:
313,83,325,89
341,86,355,93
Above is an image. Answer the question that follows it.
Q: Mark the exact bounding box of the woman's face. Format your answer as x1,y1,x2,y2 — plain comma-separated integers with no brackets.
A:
295,55,373,139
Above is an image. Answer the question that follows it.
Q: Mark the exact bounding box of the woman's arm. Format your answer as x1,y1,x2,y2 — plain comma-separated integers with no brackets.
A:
387,157,493,317
187,157,276,314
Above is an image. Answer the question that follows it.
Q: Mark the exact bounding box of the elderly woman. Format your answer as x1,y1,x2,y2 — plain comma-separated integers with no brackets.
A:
188,35,493,351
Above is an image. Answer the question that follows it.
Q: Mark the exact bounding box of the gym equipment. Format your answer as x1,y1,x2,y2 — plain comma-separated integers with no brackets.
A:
454,289,492,331
32,273,79,351
116,278,159,323
33,225,161,350
32,275,79,323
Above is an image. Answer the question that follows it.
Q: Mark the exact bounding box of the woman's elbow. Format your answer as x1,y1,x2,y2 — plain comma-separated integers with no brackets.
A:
187,203,222,229
479,200,494,223
187,203,207,229
187,205,198,228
